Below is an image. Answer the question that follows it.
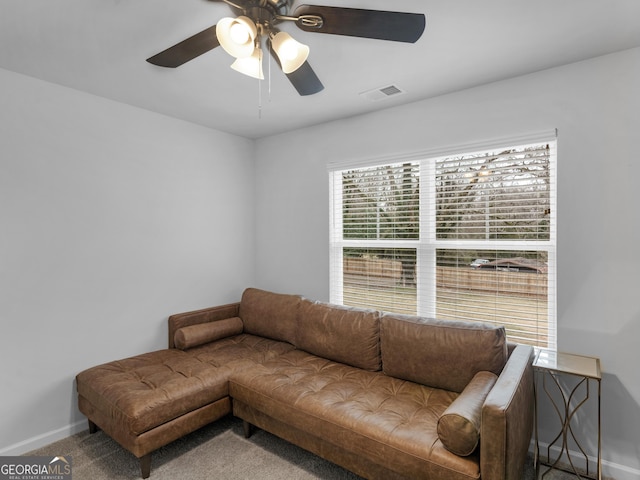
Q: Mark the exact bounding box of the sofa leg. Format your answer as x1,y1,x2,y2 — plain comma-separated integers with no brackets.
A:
243,420,253,439
88,420,98,434
140,454,151,479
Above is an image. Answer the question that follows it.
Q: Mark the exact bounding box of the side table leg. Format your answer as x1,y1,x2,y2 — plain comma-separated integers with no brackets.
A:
534,370,540,477
597,378,601,480
540,371,598,479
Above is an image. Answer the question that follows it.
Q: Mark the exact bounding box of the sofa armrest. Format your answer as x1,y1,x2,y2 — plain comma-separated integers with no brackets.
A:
168,302,240,348
480,344,534,480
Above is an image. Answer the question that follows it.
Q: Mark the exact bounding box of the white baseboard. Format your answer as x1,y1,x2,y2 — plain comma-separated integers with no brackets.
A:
0,420,87,456
533,440,640,480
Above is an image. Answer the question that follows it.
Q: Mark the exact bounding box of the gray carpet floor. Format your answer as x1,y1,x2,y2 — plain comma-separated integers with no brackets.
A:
28,415,575,480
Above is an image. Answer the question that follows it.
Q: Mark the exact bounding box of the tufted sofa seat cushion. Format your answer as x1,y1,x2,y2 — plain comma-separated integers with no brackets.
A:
185,333,295,370
77,334,294,436
230,349,481,480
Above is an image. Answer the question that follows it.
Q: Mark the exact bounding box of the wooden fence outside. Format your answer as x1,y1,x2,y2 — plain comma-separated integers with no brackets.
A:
343,258,547,297
437,266,548,298
343,257,403,282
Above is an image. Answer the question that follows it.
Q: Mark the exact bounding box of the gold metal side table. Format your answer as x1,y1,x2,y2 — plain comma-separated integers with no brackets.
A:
533,350,602,480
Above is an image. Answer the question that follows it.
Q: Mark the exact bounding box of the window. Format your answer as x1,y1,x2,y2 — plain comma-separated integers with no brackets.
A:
329,133,556,350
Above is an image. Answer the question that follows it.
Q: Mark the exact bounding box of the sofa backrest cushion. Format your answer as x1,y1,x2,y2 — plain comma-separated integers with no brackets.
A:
297,299,381,371
239,288,301,345
174,317,243,350
381,314,507,393
437,371,498,456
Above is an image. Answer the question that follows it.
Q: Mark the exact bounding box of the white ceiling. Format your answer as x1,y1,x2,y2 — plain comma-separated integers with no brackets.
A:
2,0,640,139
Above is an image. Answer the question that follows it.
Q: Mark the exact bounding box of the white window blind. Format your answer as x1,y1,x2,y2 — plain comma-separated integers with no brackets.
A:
330,136,557,350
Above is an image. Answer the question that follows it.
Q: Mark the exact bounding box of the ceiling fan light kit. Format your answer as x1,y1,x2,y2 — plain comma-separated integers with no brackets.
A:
147,1,426,96
269,31,309,74
216,16,258,58
230,45,264,79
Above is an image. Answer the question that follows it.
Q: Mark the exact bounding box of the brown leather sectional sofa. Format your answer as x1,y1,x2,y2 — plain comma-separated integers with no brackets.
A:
76,287,535,479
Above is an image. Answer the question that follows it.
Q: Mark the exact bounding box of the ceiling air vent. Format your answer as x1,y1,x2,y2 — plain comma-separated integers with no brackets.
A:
359,84,406,102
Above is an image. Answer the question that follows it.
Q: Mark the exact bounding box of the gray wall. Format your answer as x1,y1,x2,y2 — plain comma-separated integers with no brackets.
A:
0,68,255,453
254,47,640,478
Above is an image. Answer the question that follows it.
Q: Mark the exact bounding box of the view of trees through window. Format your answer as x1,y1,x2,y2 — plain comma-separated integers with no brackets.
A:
332,142,555,349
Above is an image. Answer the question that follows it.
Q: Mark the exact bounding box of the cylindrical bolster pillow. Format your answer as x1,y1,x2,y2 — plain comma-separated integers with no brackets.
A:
174,317,243,350
437,371,498,456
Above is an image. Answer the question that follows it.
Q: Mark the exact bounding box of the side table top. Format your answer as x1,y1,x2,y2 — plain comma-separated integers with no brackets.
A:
534,349,602,379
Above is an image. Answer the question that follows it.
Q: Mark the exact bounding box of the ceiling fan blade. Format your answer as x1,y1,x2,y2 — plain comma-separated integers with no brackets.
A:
294,5,425,43
147,25,219,68
285,61,324,96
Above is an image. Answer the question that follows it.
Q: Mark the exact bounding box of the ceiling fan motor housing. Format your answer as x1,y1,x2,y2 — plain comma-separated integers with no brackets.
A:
247,7,277,32
264,0,292,17
236,0,291,21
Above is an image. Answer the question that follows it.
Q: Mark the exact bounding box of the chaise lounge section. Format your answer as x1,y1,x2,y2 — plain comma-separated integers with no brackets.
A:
76,287,534,479
75,297,296,478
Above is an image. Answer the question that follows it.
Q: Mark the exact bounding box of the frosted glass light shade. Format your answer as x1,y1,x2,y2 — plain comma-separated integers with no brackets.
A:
216,16,257,58
231,46,264,79
270,31,309,73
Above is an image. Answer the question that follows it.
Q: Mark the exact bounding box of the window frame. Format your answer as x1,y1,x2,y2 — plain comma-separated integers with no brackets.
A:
329,131,557,350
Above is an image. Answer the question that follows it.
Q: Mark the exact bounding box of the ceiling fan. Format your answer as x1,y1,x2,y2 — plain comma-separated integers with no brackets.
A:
146,0,426,96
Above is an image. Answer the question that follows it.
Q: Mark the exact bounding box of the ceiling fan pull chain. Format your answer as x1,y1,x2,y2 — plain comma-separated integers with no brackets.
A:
268,39,272,102
258,67,262,119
